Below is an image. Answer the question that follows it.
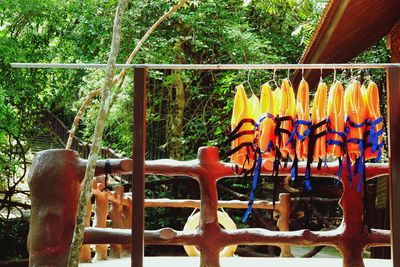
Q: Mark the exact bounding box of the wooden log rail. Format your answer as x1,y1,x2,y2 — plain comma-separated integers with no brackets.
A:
85,146,390,267
82,174,292,260
27,147,390,267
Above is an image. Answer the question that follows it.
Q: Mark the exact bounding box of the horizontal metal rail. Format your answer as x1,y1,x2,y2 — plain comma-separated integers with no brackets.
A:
10,63,400,70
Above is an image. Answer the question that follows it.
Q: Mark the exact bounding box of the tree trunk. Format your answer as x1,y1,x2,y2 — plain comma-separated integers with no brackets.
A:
166,70,185,159
67,0,128,266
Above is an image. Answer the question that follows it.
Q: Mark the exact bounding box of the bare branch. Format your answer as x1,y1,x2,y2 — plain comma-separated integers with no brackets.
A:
113,0,189,84
67,0,128,265
66,89,101,149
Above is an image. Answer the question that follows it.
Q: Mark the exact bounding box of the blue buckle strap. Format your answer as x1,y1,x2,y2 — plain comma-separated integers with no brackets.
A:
327,127,347,140
242,148,263,222
253,113,271,131
365,117,384,159
367,117,383,143
264,140,274,153
326,139,345,148
347,117,368,128
375,142,384,162
286,119,312,146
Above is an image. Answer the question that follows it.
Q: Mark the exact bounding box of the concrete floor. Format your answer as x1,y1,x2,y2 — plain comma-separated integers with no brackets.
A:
80,257,392,267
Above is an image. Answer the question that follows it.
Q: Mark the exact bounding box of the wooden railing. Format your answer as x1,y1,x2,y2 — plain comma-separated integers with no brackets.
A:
43,111,122,159
27,147,391,267
79,178,292,262
42,111,133,182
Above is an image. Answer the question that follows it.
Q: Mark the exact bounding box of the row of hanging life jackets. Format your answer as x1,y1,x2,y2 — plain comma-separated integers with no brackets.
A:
229,78,384,191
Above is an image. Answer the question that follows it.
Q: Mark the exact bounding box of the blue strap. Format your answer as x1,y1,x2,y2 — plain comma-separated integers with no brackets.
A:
304,171,312,191
291,156,298,181
375,142,384,162
326,139,344,147
346,153,352,187
242,149,263,222
347,116,368,128
371,129,383,152
298,119,312,126
364,117,384,161
253,114,269,131
327,128,347,140
368,117,382,143
264,140,274,153
253,113,277,134
297,120,312,141
286,120,299,146
286,119,311,146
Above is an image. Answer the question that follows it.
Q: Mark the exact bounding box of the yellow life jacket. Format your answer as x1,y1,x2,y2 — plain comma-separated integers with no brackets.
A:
363,81,384,161
230,84,254,168
327,81,345,158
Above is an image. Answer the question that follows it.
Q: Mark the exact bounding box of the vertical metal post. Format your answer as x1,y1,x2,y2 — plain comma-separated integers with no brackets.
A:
132,67,147,267
387,67,400,267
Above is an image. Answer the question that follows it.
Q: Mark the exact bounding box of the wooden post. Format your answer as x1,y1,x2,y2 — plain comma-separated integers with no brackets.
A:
277,193,293,257
132,67,147,267
93,179,109,261
387,66,400,267
110,185,124,258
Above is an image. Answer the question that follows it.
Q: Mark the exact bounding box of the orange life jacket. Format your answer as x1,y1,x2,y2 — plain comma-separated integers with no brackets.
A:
278,79,296,160
311,82,328,161
259,83,276,162
344,80,367,164
327,81,345,158
363,81,384,161
295,79,311,161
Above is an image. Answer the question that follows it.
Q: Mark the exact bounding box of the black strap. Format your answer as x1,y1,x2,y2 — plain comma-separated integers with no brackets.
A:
304,119,328,191
224,142,254,158
271,147,281,208
90,194,96,204
317,158,323,170
227,118,256,139
224,130,255,145
104,159,111,189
